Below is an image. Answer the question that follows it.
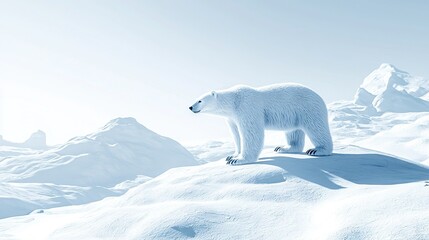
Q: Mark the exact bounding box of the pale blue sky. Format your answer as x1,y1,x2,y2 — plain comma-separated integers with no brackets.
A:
1,1,428,145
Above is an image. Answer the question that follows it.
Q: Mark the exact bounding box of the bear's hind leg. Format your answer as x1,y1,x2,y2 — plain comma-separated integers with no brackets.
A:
274,129,305,153
304,121,333,156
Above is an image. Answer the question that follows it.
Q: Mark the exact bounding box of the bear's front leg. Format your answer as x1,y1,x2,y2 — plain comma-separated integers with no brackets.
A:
226,120,264,165
226,120,241,161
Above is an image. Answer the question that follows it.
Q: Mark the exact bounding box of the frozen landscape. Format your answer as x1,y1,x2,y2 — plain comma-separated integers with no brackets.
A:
1,64,429,239
0,118,197,219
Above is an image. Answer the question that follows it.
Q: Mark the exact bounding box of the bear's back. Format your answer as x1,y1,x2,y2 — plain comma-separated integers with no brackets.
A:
257,83,323,103
257,83,308,93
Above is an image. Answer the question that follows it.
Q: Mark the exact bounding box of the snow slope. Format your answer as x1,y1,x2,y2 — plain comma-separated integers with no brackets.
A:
1,146,428,240
0,117,197,219
186,141,235,163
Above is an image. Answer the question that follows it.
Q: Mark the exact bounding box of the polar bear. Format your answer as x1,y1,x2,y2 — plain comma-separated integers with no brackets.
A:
189,83,333,165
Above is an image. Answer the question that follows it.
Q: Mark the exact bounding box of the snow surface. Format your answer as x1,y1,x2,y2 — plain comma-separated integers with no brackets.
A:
1,64,429,239
0,117,197,219
0,146,428,239
186,141,235,163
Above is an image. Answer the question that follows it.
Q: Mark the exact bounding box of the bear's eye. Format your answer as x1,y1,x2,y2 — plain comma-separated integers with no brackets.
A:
198,100,202,103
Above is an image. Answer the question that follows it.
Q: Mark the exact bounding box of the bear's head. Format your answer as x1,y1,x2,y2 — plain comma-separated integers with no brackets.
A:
189,91,221,115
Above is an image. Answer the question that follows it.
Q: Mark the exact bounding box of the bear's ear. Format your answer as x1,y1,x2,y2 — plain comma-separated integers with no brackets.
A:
211,91,217,98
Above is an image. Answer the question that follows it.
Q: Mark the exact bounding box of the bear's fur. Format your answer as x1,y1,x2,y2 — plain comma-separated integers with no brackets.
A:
189,83,333,165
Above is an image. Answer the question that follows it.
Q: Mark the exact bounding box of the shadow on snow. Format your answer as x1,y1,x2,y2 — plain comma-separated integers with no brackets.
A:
254,153,429,189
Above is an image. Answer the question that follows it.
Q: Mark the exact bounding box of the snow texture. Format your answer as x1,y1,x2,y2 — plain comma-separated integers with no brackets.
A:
0,146,428,240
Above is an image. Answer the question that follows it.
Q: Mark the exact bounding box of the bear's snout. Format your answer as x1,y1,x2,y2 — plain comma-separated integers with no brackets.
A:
189,105,201,113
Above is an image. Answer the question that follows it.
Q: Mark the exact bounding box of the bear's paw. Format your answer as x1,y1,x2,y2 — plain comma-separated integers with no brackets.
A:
274,146,302,153
306,147,331,156
225,156,248,165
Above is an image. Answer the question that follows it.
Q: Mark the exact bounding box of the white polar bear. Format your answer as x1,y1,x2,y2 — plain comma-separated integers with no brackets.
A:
189,83,333,165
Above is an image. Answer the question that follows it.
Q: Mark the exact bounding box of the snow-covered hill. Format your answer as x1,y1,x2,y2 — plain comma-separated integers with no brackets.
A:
1,146,428,240
2,117,197,186
0,117,198,219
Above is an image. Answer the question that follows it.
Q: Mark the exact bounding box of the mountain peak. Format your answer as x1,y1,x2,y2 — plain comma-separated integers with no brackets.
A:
378,63,399,72
101,117,146,132
359,64,408,97
83,117,155,145
108,117,139,126
23,130,47,149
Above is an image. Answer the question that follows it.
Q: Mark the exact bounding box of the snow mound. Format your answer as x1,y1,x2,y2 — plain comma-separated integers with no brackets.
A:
354,63,429,113
1,146,428,239
0,117,198,219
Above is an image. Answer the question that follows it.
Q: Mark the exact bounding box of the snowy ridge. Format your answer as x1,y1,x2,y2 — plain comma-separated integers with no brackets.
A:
0,117,198,219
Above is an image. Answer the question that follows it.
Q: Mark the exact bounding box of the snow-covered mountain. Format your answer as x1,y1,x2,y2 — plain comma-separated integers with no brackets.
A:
353,63,429,113
330,64,429,164
0,117,198,218
7,117,197,186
